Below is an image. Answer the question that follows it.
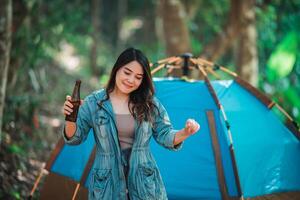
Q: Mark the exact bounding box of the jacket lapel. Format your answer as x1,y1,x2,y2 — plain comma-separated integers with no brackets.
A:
95,89,121,154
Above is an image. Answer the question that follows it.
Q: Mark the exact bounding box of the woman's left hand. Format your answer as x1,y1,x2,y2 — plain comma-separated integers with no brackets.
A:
184,119,200,136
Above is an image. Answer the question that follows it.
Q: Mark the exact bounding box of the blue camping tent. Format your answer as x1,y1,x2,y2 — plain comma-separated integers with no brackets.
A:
32,77,300,200
151,78,300,199
29,53,300,200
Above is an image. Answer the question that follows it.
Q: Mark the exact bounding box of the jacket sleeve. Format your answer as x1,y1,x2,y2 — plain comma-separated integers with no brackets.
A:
152,97,183,151
62,96,93,145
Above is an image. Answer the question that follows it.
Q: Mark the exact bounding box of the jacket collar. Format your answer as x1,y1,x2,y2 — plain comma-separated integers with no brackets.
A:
94,89,115,119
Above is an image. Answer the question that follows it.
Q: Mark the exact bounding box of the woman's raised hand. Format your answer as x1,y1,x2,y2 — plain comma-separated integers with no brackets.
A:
184,119,200,136
63,95,84,116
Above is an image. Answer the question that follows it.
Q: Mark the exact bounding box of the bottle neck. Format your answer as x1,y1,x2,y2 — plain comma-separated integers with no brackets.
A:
71,81,81,100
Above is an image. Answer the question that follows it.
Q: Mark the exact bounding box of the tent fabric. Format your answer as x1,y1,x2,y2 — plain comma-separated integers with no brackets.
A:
150,78,239,200
51,128,95,187
151,78,300,199
40,78,300,199
211,79,300,196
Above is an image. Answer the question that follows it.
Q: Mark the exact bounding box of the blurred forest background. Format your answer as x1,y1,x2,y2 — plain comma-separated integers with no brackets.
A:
0,0,300,199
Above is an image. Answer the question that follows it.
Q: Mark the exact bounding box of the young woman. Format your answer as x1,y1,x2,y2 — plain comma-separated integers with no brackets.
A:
63,47,200,200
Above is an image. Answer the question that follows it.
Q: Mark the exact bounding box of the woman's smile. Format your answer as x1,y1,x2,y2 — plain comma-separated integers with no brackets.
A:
122,81,134,89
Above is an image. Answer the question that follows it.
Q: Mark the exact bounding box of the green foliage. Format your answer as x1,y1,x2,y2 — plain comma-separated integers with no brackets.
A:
100,74,110,86
284,87,300,108
10,191,20,200
267,32,298,82
191,0,229,51
190,36,203,55
256,1,300,124
7,144,24,155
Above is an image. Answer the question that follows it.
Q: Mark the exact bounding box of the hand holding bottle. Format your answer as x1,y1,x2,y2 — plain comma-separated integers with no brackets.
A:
63,95,84,139
63,95,84,116
63,80,82,139
64,80,82,122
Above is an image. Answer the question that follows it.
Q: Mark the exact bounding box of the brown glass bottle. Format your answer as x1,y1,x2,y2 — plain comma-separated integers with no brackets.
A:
65,80,81,122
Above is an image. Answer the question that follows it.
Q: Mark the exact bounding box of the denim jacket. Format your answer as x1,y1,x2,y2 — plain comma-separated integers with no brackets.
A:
63,89,183,200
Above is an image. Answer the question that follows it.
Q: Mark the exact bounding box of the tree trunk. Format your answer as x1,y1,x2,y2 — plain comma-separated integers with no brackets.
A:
158,0,191,77
181,0,201,20
115,0,127,52
159,0,191,56
0,0,12,143
90,0,101,77
140,1,157,46
6,0,26,92
101,0,118,49
200,0,243,61
235,0,258,86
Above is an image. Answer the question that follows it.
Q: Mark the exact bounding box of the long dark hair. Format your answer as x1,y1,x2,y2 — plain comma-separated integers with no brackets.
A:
105,47,158,124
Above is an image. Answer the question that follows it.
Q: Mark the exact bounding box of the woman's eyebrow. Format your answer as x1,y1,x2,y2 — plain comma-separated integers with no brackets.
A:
124,67,143,76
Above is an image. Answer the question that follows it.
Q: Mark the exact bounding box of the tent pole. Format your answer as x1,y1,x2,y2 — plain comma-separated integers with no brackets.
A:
28,138,64,198
206,67,221,79
220,105,244,198
71,184,80,200
275,104,300,140
69,146,97,200
157,56,176,64
235,77,274,108
197,65,244,199
150,56,176,67
165,56,181,64
151,57,181,75
151,63,166,75
174,57,182,65
196,57,238,77
28,168,47,199
275,103,294,122
219,66,238,77
190,58,221,80
196,64,222,109
166,65,181,76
